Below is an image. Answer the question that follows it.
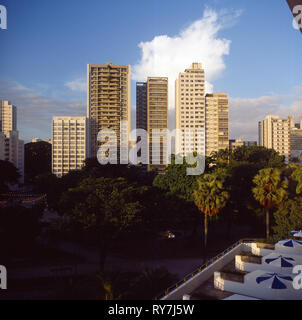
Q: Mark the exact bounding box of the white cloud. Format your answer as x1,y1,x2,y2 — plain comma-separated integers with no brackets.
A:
0,80,85,141
132,7,240,110
230,93,302,141
65,78,86,92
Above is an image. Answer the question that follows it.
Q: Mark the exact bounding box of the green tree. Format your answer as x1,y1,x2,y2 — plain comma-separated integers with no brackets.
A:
291,165,302,195
0,160,20,191
60,177,142,271
153,157,198,202
24,141,51,183
273,197,302,240
252,168,288,239
193,173,229,249
231,146,285,169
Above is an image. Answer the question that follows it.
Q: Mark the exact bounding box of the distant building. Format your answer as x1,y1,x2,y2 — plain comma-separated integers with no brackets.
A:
31,138,52,144
259,115,293,163
205,92,229,156
230,139,244,150
244,141,257,147
136,82,147,133
291,117,302,162
52,116,89,177
0,100,24,184
0,100,17,136
147,77,169,173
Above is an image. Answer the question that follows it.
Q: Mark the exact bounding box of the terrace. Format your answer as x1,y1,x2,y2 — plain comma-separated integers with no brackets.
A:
157,235,302,300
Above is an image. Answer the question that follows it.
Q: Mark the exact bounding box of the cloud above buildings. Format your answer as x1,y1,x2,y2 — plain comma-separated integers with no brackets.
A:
65,78,86,92
0,80,85,141
230,92,302,140
132,7,241,109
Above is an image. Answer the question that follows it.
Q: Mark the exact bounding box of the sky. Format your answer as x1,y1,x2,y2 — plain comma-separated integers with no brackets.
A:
0,0,301,142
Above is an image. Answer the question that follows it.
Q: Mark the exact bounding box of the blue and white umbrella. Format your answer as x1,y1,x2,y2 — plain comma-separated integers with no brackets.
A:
265,255,295,268
256,273,293,289
290,230,302,238
278,239,302,248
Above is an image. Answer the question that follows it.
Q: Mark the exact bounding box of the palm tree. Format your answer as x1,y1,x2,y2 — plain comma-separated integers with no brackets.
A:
291,165,302,195
194,173,229,249
252,168,288,239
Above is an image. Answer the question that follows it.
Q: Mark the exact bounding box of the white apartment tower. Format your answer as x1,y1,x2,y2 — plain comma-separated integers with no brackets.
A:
0,100,24,183
175,63,205,158
0,100,17,136
260,115,293,163
52,116,89,177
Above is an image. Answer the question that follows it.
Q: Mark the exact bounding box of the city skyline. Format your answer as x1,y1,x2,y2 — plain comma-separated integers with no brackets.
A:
0,1,301,142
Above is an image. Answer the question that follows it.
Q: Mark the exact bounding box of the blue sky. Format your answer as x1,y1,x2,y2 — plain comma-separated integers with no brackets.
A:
0,0,301,141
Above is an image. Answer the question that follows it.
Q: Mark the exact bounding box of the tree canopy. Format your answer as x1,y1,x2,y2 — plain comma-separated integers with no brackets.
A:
25,141,51,183
0,160,20,191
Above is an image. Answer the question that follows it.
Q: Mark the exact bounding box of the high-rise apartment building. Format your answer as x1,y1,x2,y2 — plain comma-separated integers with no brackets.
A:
147,77,168,172
0,100,17,136
87,63,131,159
291,117,302,162
175,63,205,157
205,93,229,156
136,82,147,132
260,115,293,163
0,100,24,183
52,116,89,177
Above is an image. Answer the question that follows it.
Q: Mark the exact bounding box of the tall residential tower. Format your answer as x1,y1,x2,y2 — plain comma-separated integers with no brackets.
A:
205,92,229,156
0,100,24,183
147,77,168,172
175,63,205,157
87,63,131,159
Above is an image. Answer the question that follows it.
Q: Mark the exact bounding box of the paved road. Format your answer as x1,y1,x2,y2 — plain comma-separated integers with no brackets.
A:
10,240,204,281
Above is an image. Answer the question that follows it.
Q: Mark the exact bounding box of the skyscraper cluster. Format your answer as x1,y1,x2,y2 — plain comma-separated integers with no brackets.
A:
51,62,230,176
0,100,24,183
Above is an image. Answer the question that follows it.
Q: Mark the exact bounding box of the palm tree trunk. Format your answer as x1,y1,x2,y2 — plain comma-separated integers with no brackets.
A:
266,208,270,239
204,213,208,249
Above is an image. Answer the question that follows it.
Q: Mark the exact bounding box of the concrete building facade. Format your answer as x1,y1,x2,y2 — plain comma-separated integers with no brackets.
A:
0,100,24,183
175,63,205,158
87,63,131,159
260,115,293,163
136,82,148,132
147,77,168,172
205,93,229,157
291,117,302,162
52,116,89,177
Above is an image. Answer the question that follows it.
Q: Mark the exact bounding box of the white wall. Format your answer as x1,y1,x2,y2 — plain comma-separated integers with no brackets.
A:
214,270,302,300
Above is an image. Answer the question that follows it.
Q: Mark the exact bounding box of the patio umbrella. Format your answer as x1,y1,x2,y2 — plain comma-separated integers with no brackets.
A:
256,273,293,289
278,239,302,248
265,255,295,268
290,230,302,238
